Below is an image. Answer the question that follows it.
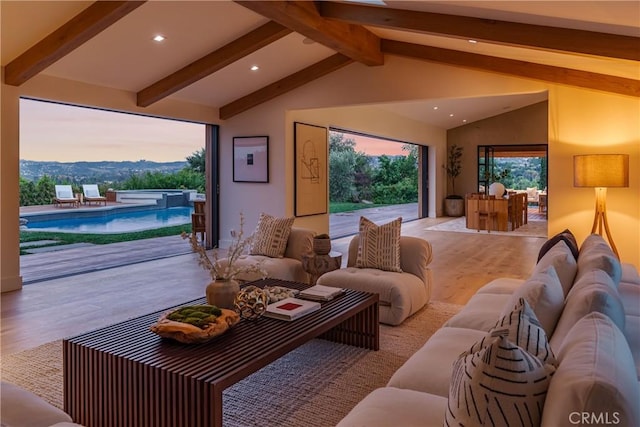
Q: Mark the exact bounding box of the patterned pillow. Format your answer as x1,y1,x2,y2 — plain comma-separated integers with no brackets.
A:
250,213,294,258
355,216,402,272
445,332,556,427
488,297,557,366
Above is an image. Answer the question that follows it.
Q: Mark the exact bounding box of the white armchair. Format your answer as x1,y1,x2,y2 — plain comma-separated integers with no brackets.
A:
317,236,433,325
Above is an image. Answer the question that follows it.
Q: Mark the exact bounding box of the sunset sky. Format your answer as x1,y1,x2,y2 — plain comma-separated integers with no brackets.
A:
20,99,205,162
20,99,408,162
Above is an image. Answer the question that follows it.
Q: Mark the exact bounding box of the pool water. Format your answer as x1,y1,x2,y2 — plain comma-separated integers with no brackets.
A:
24,207,193,234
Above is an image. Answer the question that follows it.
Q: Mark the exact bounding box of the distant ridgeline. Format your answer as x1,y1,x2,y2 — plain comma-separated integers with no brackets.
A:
20,160,188,183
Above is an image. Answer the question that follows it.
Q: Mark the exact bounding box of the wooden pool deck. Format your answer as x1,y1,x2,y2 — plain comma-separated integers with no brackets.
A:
18,203,420,284
20,235,193,284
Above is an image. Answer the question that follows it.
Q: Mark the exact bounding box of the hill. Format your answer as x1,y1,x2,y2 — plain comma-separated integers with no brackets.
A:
20,159,187,184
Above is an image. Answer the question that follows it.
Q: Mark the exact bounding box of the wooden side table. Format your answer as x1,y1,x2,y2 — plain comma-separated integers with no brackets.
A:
302,251,342,285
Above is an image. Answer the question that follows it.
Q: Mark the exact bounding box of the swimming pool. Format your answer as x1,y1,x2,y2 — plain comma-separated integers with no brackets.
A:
23,206,193,234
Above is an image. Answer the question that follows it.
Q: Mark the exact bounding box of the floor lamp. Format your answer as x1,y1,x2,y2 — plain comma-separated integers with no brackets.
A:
573,154,629,258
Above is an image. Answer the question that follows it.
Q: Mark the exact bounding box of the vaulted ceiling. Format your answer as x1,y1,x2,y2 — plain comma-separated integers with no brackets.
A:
2,1,638,128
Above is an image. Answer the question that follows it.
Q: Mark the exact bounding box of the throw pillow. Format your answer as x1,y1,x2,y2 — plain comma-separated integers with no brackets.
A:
576,234,622,287
487,297,557,366
502,266,565,337
535,240,577,297
549,270,625,352
57,189,73,199
537,229,578,262
445,332,556,427
249,213,295,258
542,312,640,427
86,188,99,197
355,216,402,272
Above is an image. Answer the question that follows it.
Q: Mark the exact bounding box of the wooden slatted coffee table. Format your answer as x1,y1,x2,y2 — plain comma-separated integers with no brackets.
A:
63,278,379,427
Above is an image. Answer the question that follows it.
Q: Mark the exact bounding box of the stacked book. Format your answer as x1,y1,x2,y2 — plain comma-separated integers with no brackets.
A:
264,297,321,321
299,284,345,302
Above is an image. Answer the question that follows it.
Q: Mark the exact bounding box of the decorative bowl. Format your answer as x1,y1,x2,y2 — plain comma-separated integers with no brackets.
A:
150,305,240,344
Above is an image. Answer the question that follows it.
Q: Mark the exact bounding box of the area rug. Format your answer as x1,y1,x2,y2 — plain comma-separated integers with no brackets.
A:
0,301,462,427
426,215,547,238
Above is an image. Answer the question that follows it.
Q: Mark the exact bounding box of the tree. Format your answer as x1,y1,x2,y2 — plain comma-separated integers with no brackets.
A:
445,144,463,197
328,133,372,202
371,146,418,204
329,150,356,202
186,148,205,173
329,132,356,153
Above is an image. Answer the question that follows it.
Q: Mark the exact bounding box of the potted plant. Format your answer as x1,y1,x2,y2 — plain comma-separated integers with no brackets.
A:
444,144,465,217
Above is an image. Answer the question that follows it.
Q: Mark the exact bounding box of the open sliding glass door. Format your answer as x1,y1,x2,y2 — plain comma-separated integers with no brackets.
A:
477,145,495,194
205,124,220,249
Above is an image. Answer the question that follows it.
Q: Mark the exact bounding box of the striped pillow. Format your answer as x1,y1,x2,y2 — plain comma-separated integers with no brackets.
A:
250,213,294,258
478,297,557,366
355,216,402,272
445,332,556,427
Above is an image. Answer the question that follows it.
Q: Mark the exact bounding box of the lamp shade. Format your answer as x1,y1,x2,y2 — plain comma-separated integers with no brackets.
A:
573,154,629,187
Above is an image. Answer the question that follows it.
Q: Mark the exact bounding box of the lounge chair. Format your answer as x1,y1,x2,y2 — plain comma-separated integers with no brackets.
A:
54,184,79,208
82,184,107,206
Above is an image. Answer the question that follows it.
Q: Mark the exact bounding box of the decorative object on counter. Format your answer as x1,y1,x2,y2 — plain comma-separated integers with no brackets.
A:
313,233,331,255
150,305,240,344
263,285,299,303
183,212,267,309
206,279,240,309
234,285,269,320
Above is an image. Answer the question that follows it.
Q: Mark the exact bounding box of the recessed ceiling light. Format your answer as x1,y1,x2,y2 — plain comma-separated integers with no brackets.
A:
250,65,259,71
468,39,478,44
449,114,454,117
463,119,467,123
433,106,438,110
153,35,165,42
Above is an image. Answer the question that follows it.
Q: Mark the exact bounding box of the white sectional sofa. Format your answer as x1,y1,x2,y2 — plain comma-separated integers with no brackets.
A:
337,232,640,427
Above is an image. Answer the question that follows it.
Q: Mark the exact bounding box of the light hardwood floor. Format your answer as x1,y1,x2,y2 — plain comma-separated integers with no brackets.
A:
0,218,545,355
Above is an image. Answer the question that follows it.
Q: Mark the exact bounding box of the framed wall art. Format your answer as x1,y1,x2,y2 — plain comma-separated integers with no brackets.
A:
233,136,269,183
294,122,328,216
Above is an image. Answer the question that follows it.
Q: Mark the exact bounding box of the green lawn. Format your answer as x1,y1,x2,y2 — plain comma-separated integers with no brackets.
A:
329,202,389,214
20,224,192,254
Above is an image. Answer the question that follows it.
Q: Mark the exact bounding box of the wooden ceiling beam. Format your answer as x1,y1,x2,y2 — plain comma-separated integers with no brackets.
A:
137,21,291,107
319,2,640,62
4,1,145,86
220,53,353,120
234,1,383,66
382,40,639,98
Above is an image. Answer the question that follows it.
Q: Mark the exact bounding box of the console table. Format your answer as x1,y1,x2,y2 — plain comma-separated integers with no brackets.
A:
64,279,378,427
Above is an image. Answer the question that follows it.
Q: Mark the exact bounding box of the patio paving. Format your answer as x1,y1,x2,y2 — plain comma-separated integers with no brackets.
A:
19,203,420,284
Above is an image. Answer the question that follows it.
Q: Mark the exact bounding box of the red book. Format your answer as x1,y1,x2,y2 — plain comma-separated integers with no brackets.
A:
264,297,321,321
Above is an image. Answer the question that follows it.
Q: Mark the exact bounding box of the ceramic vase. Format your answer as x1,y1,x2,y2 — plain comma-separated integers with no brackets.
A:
206,279,240,309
